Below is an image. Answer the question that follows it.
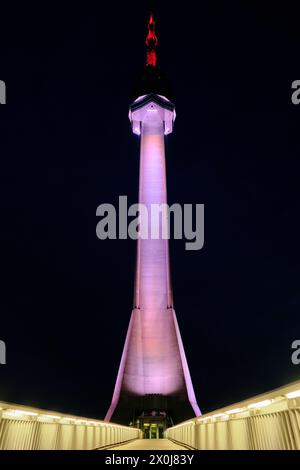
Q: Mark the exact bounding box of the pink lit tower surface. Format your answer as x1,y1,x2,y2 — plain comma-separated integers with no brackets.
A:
105,14,201,426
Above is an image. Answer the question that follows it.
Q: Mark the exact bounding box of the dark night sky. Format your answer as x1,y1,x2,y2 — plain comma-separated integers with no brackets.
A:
0,2,299,420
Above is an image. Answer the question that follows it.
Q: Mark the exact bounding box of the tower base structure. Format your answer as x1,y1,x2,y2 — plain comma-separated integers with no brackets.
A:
105,307,200,427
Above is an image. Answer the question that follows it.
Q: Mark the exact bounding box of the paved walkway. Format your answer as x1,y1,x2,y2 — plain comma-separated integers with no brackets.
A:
106,438,189,450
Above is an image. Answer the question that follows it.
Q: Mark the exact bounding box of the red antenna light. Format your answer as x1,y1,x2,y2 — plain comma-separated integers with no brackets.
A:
146,12,158,67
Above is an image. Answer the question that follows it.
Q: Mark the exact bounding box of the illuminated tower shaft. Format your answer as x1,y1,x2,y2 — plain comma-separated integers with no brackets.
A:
135,106,173,313
105,15,200,425
129,96,182,396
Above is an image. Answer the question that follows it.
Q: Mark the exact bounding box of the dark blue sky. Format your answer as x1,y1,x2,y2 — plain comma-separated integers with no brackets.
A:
0,1,299,419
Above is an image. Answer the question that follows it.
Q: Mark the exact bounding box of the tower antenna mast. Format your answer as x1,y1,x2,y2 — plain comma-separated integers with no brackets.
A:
146,12,158,67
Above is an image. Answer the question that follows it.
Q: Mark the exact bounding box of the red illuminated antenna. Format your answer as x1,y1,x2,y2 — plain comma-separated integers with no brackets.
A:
146,12,158,67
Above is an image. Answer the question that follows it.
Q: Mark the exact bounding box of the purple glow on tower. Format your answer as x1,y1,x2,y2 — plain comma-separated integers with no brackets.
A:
105,95,201,422
105,15,200,423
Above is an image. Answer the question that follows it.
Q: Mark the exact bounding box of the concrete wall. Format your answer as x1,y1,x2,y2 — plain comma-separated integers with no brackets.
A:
166,380,300,450
0,402,142,450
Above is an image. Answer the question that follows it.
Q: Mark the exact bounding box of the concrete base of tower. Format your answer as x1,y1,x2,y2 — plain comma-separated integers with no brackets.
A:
107,392,197,428
105,308,201,425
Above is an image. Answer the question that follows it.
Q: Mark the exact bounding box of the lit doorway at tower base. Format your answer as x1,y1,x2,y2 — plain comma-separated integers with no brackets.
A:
134,409,172,439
